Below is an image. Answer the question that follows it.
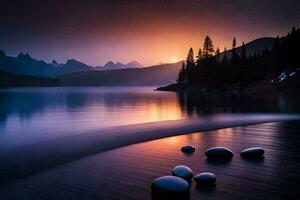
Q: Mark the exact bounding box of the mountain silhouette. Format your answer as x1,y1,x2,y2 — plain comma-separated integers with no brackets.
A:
0,51,146,76
0,51,59,77
59,62,182,86
54,59,92,76
94,61,144,71
0,62,182,86
220,37,275,59
126,61,144,68
0,51,94,77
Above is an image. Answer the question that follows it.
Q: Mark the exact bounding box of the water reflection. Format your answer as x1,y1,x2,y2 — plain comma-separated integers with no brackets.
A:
176,91,300,116
0,87,299,148
0,87,185,148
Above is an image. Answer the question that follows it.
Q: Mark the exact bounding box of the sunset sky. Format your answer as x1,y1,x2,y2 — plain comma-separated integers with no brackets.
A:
1,0,299,66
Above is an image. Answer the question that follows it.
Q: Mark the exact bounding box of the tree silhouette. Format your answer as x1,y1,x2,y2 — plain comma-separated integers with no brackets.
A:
231,37,238,60
196,48,202,66
202,36,215,59
232,37,237,49
185,48,196,84
176,27,300,91
187,48,195,63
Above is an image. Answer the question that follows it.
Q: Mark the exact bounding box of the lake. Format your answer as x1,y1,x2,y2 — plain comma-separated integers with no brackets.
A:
0,87,299,149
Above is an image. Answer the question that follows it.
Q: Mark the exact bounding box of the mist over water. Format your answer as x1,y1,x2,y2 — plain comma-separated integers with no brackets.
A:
0,87,299,149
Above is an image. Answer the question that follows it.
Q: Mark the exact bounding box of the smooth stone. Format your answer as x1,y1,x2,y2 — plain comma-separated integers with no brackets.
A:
181,145,195,153
241,147,264,158
151,176,190,194
194,172,217,186
171,165,193,180
205,147,233,160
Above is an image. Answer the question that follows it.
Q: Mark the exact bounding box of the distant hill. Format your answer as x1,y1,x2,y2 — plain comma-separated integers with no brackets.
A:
0,61,182,87
0,70,58,87
59,62,182,86
0,50,146,77
0,51,59,77
220,37,275,59
0,51,93,77
94,61,144,71
54,59,92,76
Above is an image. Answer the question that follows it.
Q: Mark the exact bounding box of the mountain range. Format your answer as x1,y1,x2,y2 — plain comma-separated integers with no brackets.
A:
95,61,144,71
0,37,276,86
0,50,144,78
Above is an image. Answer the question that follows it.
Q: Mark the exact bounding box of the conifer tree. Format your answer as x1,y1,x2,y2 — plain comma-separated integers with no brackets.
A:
231,37,240,64
186,48,194,63
202,36,214,59
185,48,196,84
196,48,202,66
232,37,237,49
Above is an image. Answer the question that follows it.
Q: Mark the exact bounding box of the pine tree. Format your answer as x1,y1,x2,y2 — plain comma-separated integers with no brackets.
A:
185,48,196,84
186,48,194,63
231,37,237,59
231,37,240,64
196,48,202,66
202,36,214,59
232,37,237,49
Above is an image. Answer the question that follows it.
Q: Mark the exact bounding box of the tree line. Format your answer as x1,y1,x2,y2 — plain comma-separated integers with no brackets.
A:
177,27,300,89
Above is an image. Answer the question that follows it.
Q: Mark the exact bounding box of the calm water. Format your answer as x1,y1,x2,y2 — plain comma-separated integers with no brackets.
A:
0,87,299,149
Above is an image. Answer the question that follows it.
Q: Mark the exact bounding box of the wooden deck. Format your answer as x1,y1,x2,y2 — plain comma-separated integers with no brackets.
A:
1,121,300,199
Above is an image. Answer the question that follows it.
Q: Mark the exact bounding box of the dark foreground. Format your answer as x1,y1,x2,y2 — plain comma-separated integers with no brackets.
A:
1,121,300,199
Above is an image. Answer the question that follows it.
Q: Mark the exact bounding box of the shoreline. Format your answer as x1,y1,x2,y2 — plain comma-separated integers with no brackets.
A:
0,114,299,185
156,83,300,96
2,120,300,199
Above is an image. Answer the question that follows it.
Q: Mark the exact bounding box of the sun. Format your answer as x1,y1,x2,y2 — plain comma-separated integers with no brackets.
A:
170,56,178,63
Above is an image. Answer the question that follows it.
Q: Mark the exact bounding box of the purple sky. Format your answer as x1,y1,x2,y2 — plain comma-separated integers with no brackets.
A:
0,0,299,66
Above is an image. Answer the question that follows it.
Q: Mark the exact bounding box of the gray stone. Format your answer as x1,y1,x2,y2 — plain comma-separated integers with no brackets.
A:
194,172,217,186
151,176,190,194
205,147,233,160
181,145,195,153
171,165,193,181
241,147,264,158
